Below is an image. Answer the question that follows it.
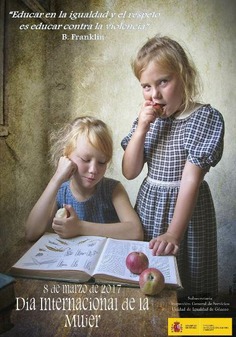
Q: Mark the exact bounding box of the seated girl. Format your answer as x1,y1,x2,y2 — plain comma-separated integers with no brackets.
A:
25,116,143,242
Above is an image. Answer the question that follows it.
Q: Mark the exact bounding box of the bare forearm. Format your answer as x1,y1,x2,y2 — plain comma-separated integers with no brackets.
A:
122,129,146,179
168,162,205,242
168,183,200,242
78,220,144,240
25,176,61,241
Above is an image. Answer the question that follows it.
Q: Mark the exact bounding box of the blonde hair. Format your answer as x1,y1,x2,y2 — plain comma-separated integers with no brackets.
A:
132,35,202,111
49,116,113,167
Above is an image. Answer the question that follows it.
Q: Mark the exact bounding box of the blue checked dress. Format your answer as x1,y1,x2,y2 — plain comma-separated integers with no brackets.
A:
56,177,120,223
121,104,224,297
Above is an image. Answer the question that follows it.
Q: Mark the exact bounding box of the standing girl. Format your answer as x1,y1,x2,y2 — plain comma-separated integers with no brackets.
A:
26,116,143,242
121,35,224,298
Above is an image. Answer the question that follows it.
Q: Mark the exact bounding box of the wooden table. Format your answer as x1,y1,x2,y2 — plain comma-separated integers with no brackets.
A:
0,238,179,337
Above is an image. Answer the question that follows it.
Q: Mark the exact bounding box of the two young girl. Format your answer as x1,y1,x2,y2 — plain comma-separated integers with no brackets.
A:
27,35,224,299
121,35,224,298
25,116,143,242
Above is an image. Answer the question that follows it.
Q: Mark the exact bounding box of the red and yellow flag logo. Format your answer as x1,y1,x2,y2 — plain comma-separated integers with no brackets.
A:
168,318,232,336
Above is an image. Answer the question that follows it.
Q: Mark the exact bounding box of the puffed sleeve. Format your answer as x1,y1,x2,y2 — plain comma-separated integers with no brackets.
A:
121,117,138,150
184,105,224,170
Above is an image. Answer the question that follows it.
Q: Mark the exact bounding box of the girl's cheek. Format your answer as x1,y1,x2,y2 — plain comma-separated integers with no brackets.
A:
143,91,151,100
101,166,107,175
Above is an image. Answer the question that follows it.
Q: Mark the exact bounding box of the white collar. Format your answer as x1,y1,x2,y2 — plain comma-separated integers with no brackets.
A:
174,103,204,120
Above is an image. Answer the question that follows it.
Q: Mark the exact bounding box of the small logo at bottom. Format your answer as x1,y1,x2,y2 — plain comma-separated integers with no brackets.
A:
171,321,183,333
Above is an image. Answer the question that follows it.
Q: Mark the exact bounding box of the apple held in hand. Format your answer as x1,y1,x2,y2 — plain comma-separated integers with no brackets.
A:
126,252,149,275
152,103,163,114
55,207,68,218
139,268,165,296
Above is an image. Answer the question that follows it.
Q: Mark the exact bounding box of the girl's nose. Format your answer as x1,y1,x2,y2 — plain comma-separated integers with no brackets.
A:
89,161,98,174
152,87,161,100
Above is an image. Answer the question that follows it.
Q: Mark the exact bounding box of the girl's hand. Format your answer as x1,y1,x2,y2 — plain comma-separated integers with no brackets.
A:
137,100,158,133
149,232,180,256
53,156,77,184
52,205,80,239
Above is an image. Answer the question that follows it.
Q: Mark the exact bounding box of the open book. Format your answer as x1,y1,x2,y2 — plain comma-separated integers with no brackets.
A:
9,233,182,289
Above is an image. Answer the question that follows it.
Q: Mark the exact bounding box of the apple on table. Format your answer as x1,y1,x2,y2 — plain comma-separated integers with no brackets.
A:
139,268,165,296
126,252,149,275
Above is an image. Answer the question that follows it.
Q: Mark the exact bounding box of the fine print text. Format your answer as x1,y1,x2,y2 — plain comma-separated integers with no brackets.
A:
172,295,231,314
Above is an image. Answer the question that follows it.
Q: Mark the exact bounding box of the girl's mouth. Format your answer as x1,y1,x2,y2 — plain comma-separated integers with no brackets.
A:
152,103,166,110
152,103,166,116
87,177,95,181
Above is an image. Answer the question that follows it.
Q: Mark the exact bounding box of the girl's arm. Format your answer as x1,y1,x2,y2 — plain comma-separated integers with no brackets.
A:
122,128,146,179
25,157,77,242
52,183,144,241
149,161,206,255
122,101,156,179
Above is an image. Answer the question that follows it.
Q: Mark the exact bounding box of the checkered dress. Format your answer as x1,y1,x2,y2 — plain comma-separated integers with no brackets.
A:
121,104,224,297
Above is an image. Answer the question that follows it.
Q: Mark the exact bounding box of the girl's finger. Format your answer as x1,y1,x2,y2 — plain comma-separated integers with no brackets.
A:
154,240,167,255
149,238,156,249
163,242,175,255
151,240,161,255
172,244,179,256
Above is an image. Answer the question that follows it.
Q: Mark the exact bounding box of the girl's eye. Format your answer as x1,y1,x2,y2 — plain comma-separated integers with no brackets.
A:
79,156,107,165
159,79,168,86
79,157,90,163
141,84,151,91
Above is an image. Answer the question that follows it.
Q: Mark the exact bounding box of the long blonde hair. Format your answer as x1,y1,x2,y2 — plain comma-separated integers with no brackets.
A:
49,116,113,167
132,35,202,111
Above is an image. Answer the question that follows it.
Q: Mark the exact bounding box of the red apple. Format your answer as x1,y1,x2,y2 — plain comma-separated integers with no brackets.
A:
55,207,68,218
126,252,149,274
139,268,165,295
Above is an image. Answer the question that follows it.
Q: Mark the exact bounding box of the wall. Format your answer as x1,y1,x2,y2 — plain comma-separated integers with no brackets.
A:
1,0,235,294
0,0,51,251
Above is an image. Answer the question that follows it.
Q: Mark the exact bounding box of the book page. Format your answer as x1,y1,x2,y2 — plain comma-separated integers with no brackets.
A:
94,239,180,285
12,233,107,276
